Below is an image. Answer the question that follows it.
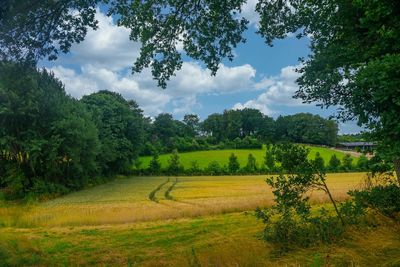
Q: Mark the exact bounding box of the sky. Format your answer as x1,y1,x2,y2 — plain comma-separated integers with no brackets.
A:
39,2,362,134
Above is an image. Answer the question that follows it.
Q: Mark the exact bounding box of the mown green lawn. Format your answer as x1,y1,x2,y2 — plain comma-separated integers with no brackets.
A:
138,145,355,169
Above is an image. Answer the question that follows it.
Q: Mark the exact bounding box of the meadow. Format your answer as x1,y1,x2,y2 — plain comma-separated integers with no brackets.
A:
137,145,354,169
2,172,399,266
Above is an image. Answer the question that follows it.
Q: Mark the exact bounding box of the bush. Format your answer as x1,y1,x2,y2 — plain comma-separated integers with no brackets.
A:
339,200,366,225
350,184,400,219
264,145,276,172
228,153,240,174
256,144,347,250
207,161,224,175
244,153,257,173
256,208,345,250
183,161,202,175
356,155,369,171
342,154,353,171
313,152,325,171
148,153,161,174
166,149,183,175
328,154,341,171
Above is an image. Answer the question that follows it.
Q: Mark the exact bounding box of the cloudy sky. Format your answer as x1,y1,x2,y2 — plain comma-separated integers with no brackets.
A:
39,3,361,133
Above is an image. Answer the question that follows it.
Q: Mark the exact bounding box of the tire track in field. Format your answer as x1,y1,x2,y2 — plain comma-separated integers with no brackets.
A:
164,178,207,207
164,178,179,200
148,178,170,202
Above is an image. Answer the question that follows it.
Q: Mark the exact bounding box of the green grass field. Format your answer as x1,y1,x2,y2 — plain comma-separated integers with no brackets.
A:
137,145,355,169
2,173,399,266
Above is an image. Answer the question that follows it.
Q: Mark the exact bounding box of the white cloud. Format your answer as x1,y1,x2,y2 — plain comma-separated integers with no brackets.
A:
233,65,305,115
62,10,140,71
52,60,258,116
167,62,256,97
241,0,260,28
52,64,171,115
47,10,265,117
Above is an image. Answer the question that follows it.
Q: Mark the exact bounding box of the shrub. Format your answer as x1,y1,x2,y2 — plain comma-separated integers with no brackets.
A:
166,149,182,175
148,153,161,174
313,152,325,171
244,153,257,173
228,153,240,174
350,184,400,219
256,207,345,250
339,200,366,225
356,155,369,171
256,144,346,251
329,154,341,171
342,154,353,171
264,145,276,172
188,160,201,175
207,161,223,175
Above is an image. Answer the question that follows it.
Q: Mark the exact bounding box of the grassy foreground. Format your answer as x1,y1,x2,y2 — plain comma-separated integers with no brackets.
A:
137,145,354,169
1,212,400,266
1,173,399,266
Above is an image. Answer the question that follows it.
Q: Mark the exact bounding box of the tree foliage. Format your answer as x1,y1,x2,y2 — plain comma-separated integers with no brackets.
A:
149,153,161,175
81,91,145,174
0,62,100,197
0,0,99,62
228,153,240,174
256,144,346,250
167,149,181,175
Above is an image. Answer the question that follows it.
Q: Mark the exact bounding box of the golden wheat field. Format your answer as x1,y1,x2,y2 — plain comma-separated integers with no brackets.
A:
1,173,400,266
1,173,365,227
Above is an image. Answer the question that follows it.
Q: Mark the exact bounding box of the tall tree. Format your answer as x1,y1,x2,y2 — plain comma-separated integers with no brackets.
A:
152,113,182,150
183,114,200,137
223,109,243,140
228,153,240,174
240,108,264,137
0,62,100,196
81,91,145,174
201,113,224,142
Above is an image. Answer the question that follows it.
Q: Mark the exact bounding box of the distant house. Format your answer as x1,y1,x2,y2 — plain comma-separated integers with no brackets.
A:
337,142,376,151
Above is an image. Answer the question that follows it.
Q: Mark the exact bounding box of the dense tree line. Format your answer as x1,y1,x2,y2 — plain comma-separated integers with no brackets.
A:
0,62,145,199
144,109,338,155
0,62,338,199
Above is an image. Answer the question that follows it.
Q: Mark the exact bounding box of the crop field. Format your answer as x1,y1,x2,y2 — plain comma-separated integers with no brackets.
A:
0,173,365,228
1,172,400,266
137,146,355,169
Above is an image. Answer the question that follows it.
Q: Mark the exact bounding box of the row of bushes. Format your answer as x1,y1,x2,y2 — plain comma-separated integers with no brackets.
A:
141,136,263,155
136,150,375,176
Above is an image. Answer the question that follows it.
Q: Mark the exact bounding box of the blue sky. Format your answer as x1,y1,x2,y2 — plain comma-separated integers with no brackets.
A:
40,5,361,134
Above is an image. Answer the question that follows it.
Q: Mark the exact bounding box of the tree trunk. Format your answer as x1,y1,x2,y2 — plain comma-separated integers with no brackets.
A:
394,159,400,185
322,179,345,226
